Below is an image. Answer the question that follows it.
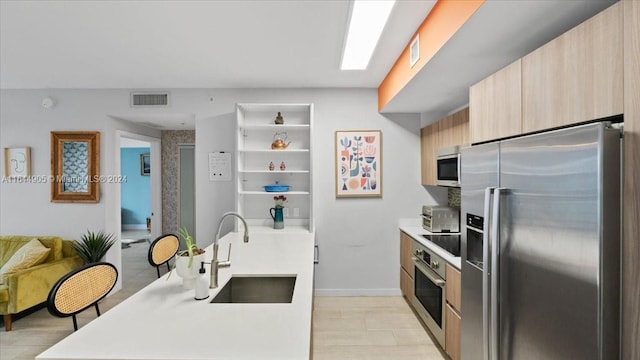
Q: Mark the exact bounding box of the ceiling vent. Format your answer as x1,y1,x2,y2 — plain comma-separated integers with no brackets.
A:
131,92,170,107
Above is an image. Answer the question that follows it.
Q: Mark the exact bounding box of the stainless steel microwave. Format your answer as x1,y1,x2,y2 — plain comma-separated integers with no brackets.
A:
436,145,461,187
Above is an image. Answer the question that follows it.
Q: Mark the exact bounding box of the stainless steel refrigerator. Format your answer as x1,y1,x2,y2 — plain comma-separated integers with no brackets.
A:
460,122,621,360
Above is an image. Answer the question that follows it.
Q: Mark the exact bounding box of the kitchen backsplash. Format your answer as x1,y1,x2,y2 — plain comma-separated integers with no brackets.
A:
448,187,461,209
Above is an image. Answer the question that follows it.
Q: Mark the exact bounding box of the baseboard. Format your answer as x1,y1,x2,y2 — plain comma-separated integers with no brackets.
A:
314,288,402,296
122,224,147,230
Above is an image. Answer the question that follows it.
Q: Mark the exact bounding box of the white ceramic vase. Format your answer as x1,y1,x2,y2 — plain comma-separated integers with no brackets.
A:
174,253,206,290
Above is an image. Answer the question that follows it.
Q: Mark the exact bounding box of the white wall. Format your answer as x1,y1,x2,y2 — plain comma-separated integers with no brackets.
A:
0,88,447,295
0,89,162,291
195,88,447,295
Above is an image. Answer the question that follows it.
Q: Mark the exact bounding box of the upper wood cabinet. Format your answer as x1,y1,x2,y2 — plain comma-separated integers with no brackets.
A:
522,3,623,133
469,59,522,144
439,108,470,149
421,108,469,186
420,123,438,186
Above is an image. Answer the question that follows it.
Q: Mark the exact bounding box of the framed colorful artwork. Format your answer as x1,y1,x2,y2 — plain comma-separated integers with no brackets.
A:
335,130,382,198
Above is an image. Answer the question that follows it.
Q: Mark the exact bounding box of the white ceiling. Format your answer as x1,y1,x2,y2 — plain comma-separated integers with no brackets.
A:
0,0,617,123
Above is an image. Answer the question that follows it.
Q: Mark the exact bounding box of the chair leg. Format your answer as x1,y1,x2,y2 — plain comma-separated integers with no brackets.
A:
3,314,12,331
156,266,161,278
72,315,78,331
95,303,101,317
166,262,171,273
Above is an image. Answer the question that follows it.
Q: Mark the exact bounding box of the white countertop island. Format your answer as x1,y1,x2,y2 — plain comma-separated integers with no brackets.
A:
37,231,315,360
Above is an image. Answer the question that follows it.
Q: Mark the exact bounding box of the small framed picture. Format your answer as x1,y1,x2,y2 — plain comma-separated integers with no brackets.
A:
335,130,382,198
4,147,31,177
140,154,150,176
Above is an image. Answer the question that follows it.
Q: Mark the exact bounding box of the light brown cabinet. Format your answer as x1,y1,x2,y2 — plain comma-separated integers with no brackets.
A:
469,59,522,144
446,303,461,360
420,124,438,186
522,3,623,133
446,263,461,313
439,108,470,149
400,231,415,298
420,108,469,186
445,264,462,360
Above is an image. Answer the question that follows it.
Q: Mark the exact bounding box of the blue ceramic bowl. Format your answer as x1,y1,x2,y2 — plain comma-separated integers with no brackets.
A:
264,184,290,192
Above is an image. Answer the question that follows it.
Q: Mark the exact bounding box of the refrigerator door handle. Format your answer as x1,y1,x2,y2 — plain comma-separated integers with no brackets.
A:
490,188,504,360
457,153,462,185
482,187,495,360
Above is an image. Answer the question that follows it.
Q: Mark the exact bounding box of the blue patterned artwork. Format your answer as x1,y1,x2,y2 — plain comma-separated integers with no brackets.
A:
62,141,89,192
335,130,382,198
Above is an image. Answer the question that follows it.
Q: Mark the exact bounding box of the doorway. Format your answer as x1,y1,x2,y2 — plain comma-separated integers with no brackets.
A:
120,137,152,246
178,144,196,241
110,131,162,293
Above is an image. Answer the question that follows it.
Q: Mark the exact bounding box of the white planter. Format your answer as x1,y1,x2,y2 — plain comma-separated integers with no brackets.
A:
174,253,206,290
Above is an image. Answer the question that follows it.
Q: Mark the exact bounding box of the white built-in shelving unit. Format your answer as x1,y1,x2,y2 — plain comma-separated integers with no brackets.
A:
236,103,314,232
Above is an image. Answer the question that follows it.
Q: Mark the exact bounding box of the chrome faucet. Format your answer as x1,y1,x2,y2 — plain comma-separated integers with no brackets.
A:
210,212,249,288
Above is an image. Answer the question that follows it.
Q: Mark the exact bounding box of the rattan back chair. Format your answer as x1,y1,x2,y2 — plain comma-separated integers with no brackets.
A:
148,233,180,278
47,262,118,331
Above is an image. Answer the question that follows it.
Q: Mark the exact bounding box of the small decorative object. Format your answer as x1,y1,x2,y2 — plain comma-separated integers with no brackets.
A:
271,132,291,149
280,161,286,171
72,230,117,264
140,154,150,176
173,227,206,290
268,161,275,171
270,195,288,230
4,147,31,177
264,181,290,192
274,112,284,125
335,130,383,198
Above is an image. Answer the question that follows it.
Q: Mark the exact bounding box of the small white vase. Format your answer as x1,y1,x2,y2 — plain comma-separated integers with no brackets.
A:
174,253,206,290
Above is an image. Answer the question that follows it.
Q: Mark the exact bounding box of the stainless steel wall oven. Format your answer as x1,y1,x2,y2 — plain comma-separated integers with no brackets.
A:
411,241,446,347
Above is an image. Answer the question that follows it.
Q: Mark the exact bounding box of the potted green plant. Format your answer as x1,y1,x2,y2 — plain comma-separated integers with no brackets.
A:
173,227,206,289
73,230,117,264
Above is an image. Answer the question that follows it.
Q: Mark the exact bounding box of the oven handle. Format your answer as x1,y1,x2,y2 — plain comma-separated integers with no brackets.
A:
412,257,445,287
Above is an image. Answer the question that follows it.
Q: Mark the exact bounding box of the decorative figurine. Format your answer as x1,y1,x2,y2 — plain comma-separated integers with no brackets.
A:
268,161,275,171
280,162,286,171
275,112,284,125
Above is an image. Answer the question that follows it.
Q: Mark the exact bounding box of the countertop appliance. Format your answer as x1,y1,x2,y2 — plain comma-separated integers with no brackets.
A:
422,206,460,233
412,240,447,348
436,145,461,187
460,121,621,360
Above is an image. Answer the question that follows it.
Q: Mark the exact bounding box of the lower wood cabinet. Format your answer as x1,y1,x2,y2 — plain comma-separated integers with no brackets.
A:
445,263,462,360
446,303,461,360
400,231,414,298
400,267,414,301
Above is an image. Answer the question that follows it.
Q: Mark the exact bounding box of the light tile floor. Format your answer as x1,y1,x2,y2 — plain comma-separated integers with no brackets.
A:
312,296,446,360
1,235,445,360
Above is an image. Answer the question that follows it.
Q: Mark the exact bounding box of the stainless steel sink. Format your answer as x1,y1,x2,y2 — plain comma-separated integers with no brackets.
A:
210,275,296,303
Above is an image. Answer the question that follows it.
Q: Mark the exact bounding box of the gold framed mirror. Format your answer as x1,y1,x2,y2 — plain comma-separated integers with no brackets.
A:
51,131,100,203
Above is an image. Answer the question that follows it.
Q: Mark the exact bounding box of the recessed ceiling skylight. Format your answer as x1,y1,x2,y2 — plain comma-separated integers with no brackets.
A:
341,0,396,70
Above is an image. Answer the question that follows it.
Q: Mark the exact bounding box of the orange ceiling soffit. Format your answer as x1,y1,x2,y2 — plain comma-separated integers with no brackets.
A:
378,0,484,112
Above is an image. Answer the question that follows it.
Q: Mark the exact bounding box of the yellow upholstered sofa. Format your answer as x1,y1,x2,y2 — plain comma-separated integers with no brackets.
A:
0,236,83,331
